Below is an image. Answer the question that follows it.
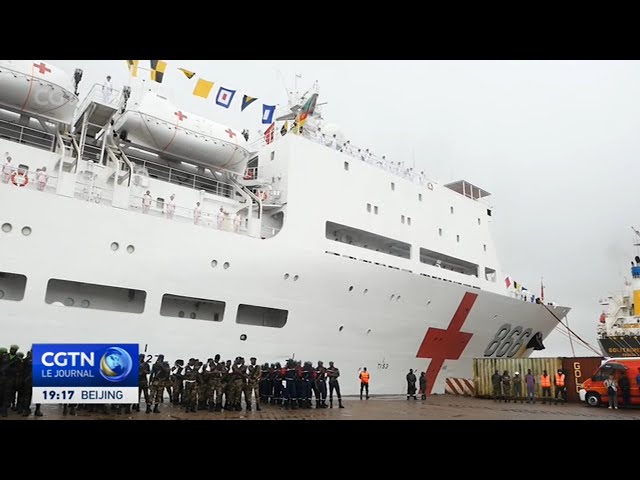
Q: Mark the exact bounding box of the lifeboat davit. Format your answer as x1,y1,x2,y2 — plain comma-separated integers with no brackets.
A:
0,60,78,125
113,89,251,176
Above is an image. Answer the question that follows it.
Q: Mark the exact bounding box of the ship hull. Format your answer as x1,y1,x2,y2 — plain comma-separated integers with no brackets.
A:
598,337,640,358
0,183,569,395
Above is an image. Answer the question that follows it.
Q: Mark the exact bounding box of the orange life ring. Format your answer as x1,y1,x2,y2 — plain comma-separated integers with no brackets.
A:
427,182,434,191
11,172,29,187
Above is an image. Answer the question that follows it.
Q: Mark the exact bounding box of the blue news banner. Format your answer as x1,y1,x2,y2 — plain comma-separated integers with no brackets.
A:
32,344,139,404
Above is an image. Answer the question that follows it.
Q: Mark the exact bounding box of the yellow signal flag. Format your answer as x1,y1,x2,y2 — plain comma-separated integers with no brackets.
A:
193,78,215,99
178,68,196,79
126,60,139,77
150,60,167,83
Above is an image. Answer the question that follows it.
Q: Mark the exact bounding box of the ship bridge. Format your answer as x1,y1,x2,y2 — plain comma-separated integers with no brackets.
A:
444,180,491,201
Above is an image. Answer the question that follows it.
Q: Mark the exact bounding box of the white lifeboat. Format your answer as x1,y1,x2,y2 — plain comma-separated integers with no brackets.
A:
113,89,251,176
0,60,78,125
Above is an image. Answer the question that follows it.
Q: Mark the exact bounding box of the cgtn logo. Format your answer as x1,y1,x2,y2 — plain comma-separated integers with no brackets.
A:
32,344,139,403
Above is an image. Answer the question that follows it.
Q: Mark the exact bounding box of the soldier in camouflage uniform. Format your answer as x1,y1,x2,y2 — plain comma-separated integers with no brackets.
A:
231,357,248,411
136,353,152,413
7,344,21,411
149,354,170,413
245,357,262,411
201,359,216,412
210,358,225,412
197,359,211,410
14,351,25,414
183,358,198,413
170,359,185,406
222,359,233,410
315,361,328,408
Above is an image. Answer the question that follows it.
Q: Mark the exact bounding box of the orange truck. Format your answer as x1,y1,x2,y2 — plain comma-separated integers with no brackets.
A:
579,357,640,407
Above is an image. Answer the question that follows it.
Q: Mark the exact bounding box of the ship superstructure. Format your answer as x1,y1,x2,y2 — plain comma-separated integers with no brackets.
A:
0,60,571,394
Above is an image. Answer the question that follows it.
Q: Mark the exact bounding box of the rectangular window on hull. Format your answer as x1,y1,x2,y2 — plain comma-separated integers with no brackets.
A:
419,248,478,277
160,294,225,322
45,279,146,313
326,221,411,260
236,304,288,328
485,267,497,282
0,271,27,301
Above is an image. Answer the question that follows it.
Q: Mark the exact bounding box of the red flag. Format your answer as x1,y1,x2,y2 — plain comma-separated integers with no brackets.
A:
264,122,275,144
504,276,511,288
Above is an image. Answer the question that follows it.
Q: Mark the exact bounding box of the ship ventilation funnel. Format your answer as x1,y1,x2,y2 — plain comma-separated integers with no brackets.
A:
526,332,545,351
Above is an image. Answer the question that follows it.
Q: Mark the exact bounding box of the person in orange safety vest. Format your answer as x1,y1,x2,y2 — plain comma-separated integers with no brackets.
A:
359,367,370,400
554,369,566,404
540,370,552,404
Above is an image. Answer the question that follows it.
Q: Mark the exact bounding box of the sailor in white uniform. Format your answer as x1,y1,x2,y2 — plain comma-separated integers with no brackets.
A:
142,190,152,214
36,166,48,191
103,75,113,103
165,194,176,220
331,134,338,150
216,207,225,230
2,155,15,183
194,202,202,225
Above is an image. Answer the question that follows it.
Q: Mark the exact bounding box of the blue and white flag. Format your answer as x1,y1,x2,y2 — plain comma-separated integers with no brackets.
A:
262,104,276,124
216,86,236,108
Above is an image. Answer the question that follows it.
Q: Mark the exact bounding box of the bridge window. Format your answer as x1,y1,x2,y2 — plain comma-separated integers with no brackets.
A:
374,206,379,215
450,206,454,214
483,244,487,252
478,218,481,225
485,267,496,282
419,248,478,277
401,215,405,224
160,293,225,322
236,304,288,328
367,203,372,213
457,235,460,243
0,271,27,301
326,221,411,260
45,279,146,313
344,161,349,171
391,182,395,191
418,193,422,202
438,228,443,237
407,217,412,226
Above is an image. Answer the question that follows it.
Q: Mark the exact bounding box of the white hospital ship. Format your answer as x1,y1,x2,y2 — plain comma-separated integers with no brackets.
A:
0,60,570,394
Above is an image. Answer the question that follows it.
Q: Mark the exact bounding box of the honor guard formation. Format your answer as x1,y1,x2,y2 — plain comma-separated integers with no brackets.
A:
0,346,349,417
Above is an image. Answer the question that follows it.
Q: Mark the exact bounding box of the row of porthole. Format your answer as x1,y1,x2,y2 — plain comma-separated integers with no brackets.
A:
62,298,91,308
111,242,135,254
2,223,32,236
347,285,400,301
211,260,230,269
337,325,372,335
283,273,299,281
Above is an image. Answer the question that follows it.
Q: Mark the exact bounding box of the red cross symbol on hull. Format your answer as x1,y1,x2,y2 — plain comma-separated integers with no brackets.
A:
174,111,187,121
225,128,236,139
33,62,51,75
416,292,478,394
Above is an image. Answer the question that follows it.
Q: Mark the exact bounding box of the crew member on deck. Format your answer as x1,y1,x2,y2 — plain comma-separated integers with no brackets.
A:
142,191,152,214
36,167,48,191
2,155,15,183
165,194,176,220
194,202,202,225
103,75,113,103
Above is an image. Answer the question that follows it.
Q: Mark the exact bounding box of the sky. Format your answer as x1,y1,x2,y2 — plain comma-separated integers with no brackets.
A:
48,60,640,357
